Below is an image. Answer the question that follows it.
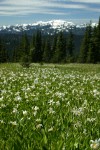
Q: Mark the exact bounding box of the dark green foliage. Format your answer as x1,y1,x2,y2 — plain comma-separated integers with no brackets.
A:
19,33,31,67
30,34,35,62
31,30,42,62
79,24,92,63
20,33,30,57
0,37,8,63
67,31,74,56
12,47,19,62
43,38,51,63
79,18,100,63
1,34,22,62
20,55,31,68
51,34,57,63
66,31,75,62
0,32,83,64
87,39,95,63
95,17,100,63
53,32,66,63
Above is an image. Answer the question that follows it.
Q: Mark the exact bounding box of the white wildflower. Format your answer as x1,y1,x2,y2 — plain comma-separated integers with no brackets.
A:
48,99,55,105
93,89,99,97
34,97,39,101
36,118,41,122
80,90,83,95
74,142,79,148
72,107,84,116
12,108,18,114
55,92,65,98
56,101,60,106
36,124,43,129
74,121,81,128
93,89,98,94
83,129,87,134
0,96,3,102
97,109,100,114
22,110,28,116
90,139,100,149
48,107,55,114
33,111,37,116
0,120,4,124
34,106,39,111
15,96,22,101
87,118,96,122
82,100,87,107
1,104,6,108
48,127,53,132
10,121,17,126
67,101,70,106
34,78,38,84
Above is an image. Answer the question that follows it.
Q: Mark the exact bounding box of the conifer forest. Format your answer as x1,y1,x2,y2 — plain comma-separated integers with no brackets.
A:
0,17,100,64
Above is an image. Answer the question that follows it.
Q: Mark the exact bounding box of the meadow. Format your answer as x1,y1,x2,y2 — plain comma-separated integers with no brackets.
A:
0,63,100,150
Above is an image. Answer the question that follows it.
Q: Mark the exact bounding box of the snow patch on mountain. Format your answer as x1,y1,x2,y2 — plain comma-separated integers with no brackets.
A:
0,20,98,35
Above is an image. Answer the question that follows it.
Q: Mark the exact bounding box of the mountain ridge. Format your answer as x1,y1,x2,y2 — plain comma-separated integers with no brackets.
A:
0,20,98,35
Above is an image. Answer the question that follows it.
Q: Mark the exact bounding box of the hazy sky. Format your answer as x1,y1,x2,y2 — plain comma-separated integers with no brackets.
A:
0,0,100,25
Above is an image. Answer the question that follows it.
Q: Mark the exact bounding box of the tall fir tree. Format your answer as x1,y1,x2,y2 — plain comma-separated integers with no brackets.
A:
53,32,66,63
86,18,100,63
19,33,30,63
21,33,30,56
0,37,7,63
43,38,51,63
30,34,35,62
87,25,98,63
32,30,42,62
95,17,100,63
79,24,92,63
87,38,95,63
51,34,57,62
66,31,74,62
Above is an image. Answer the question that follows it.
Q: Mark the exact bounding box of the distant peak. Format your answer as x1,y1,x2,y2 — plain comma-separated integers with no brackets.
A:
0,19,98,35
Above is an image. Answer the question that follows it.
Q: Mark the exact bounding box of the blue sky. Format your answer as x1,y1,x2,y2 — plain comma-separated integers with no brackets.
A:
0,0,100,26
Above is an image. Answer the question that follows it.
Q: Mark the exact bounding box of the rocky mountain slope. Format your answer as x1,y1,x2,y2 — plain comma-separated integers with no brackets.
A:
0,20,97,35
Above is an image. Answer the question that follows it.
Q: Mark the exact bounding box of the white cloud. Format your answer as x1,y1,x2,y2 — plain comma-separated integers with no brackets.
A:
0,9,68,16
87,7,100,12
70,0,100,3
0,0,86,16
0,0,100,16
0,0,42,5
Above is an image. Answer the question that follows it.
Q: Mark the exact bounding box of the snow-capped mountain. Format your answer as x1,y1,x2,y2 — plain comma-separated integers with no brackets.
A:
0,20,98,35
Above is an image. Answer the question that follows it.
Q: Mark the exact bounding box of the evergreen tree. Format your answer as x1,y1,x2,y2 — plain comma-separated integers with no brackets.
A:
87,18,100,63
53,32,66,63
95,17,100,63
87,38,95,63
0,37,7,63
12,47,17,62
66,31,74,62
79,24,92,63
19,33,31,67
30,34,35,62
20,33,30,56
51,34,57,62
32,30,42,62
43,38,51,63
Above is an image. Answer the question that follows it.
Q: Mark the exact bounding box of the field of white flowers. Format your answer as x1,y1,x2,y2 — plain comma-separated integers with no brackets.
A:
0,63,100,150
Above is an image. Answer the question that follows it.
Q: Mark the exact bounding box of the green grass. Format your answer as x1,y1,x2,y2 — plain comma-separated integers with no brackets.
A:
0,63,100,150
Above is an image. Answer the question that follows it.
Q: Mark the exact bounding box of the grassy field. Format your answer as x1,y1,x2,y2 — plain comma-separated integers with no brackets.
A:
0,63,100,150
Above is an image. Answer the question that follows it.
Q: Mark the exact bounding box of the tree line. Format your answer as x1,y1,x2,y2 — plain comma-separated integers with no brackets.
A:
79,18,100,63
0,17,100,64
